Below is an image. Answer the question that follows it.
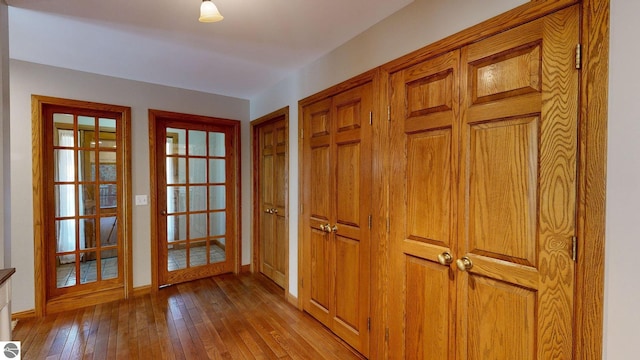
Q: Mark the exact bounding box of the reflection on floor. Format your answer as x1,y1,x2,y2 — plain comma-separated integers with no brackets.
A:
56,244,226,288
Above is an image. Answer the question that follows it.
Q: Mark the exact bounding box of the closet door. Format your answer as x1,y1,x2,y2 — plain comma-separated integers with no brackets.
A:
301,82,372,357
258,118,287,287
388,50,460,359
457,6,579,359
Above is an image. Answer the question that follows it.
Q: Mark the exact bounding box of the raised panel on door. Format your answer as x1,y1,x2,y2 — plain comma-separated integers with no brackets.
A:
302,98,333,326
260,123,277,281
458,6,578,359
388,50,459,359
331,83,372,356
273,119,287,286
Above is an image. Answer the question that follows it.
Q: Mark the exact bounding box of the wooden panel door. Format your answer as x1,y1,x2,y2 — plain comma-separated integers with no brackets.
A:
388,6,578,359
457,7,578,359
258,117,287,287
388,50,460,359
301,82,372,357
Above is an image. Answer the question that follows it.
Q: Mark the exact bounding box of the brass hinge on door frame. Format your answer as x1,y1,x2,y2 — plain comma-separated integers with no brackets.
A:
575,44,582,69
369,111,373,125
368,214,372,229
572,236,578,262
387,106,391,121
367,317,371,331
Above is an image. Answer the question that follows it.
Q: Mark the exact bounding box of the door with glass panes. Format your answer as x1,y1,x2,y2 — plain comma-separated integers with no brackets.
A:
151,110,240,286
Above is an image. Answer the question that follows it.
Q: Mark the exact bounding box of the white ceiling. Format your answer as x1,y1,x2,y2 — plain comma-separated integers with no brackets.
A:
6,0,414,99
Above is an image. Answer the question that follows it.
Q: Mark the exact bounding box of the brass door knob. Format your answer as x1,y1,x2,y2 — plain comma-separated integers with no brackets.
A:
437,252,453,266
456,257,473,271
320,224,326,232
273,209,278,214
265,208,272,214
331,225,338,233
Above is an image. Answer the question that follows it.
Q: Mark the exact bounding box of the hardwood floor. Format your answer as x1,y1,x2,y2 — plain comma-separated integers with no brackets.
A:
13,273,365,360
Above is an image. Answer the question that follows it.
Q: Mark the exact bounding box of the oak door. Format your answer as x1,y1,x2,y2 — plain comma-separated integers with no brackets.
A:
152,111,240,286
388,49,460,359
388,6,579,359
257,117,287,287
301,82,373,357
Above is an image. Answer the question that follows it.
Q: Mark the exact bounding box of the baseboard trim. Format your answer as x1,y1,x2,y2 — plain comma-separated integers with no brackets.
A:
12,309,36,321
132,285,152,297
287,293,299,308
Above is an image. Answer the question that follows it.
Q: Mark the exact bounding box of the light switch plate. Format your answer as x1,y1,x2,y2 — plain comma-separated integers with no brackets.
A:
135,195,148,206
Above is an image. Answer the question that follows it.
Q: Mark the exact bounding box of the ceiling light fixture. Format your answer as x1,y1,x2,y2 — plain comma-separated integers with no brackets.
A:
199,0,224,23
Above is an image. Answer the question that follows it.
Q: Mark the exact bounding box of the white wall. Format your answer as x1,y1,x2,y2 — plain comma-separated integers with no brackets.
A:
0,1,9,268
604,0,640,357
9,60,250,312
251,0,526,298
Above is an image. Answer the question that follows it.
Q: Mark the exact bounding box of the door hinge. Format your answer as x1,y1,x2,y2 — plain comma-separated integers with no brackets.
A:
387,106,391,121
385,328,389,342
575,44,582,70
368,214,372,229
369,111,373,125
367,317,371,331
572,236,578,262
386,218,390,234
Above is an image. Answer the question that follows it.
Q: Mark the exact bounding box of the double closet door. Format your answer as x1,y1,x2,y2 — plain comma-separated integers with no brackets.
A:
388,6,579,359
300,81,373,357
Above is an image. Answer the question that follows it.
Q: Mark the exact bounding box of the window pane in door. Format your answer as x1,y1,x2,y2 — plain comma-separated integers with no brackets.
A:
209,185,225,210
189,240,207,267
56,219,76,252
190,213,207,239
167,214,187,243
209,238,226,263
54,150,76,182
209,159,226,183
167,128,186,155
189,158,207,183
80,218,95,250
209,212,226,236
190,186,207,211
55,185,76,217
209,132,225,157
188,130,207,156
167,186,187,213
101,249,118,280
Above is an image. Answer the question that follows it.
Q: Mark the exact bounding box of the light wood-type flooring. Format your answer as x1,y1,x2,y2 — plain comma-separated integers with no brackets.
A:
13,273,364,360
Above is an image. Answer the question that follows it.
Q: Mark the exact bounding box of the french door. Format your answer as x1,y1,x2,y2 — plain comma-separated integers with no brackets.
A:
32,96,132,315
150,110,240,286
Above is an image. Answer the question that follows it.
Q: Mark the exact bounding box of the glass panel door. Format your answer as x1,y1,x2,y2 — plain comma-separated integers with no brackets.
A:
49,109,122,297
154,112,238,286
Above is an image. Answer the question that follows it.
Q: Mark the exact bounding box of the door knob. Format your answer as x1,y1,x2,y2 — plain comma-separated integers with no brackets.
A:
437,252,453,266
273,209,278,214
320,224,326,232
160,210,167,216
325,224,332,233
456,257,473,272
331,225,338,233
264,208,272,214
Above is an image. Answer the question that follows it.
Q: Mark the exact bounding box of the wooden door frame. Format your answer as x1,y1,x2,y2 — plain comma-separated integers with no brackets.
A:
148,109,242,290
32,95,133,316
250,106,290,300
297,0,608,358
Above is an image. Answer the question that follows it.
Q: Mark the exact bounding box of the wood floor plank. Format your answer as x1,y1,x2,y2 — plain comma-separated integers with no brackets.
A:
14,273,364,360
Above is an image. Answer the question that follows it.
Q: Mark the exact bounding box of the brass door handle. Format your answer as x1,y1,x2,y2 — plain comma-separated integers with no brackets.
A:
437,252,453,266
265,208,272,214
320,224,326,232
325,224,332,233
273,209,278,214
160,210,167,216
331,225,338,233
456,257,473,272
